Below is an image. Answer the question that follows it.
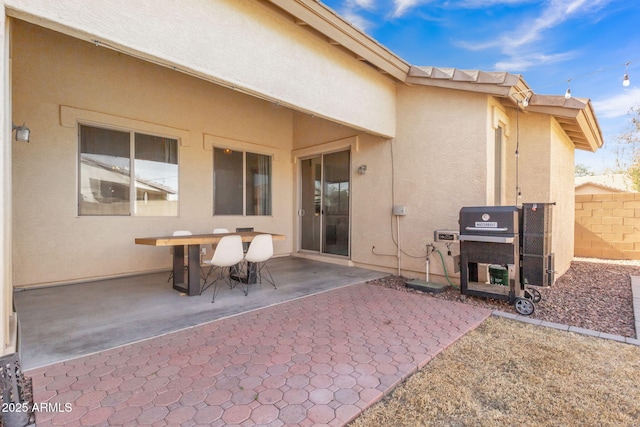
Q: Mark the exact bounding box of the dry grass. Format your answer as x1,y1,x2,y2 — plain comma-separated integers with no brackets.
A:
351,317,640,427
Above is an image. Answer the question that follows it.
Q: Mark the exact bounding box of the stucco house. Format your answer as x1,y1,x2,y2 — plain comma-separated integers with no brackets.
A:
0,0,603,355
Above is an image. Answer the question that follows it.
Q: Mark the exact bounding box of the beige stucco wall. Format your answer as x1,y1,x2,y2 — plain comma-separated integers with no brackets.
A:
5,0,397,137
507,111,552,204
355,90,574,281
548,119,576,275
343,84,491,279
7,8,581,289
288,84,491,279
11,21,301,286
291,114,393,267
508,111,574,276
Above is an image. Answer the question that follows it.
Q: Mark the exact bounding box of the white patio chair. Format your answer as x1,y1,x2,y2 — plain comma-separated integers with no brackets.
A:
166,230,192,282
201,235,244,302
206,228,232,276
240,234,276,296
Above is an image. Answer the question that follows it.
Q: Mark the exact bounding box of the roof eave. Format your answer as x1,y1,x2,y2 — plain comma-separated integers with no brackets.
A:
407,66,529,98
523,96,604,152
265,0,411,81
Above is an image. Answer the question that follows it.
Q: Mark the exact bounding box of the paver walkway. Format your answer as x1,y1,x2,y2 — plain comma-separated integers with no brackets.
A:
26,283,491,426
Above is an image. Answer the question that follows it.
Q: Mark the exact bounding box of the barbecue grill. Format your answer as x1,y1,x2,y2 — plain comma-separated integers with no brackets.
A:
459,206,535,315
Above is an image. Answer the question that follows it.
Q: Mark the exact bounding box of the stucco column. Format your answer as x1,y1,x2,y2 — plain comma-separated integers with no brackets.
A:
1,7,12,353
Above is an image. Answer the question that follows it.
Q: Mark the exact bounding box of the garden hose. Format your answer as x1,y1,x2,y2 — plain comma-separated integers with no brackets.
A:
433,248,459,290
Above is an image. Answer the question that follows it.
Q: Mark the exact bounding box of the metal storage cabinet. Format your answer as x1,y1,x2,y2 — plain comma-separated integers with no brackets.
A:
521,203,555,287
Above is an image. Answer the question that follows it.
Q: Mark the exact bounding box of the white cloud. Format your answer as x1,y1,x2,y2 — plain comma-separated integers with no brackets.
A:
353,0,376,9
593,88,640,119
328,0,376,30
393,0,423,17
341,10,372,30
453,0,614,71
495,0,611,53
391,0,532,17
494,51,577,72
457,0,534,6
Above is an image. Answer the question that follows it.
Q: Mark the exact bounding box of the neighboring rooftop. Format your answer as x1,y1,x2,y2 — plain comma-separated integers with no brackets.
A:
575,173,636,194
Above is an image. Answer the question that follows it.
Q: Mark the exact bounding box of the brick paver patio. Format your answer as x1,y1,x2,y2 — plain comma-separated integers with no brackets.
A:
26,283,491,426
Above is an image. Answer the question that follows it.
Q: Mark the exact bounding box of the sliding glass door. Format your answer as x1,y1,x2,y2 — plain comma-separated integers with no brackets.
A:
300,150,350,256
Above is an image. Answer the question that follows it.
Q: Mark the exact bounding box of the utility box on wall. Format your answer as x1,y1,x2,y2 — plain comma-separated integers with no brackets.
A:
392,205,407,216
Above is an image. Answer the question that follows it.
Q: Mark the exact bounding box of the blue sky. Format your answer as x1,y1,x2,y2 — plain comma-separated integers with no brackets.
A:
320,0,640,173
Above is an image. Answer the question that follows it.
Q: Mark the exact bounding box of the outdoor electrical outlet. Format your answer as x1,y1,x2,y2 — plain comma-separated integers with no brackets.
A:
201,248,206,255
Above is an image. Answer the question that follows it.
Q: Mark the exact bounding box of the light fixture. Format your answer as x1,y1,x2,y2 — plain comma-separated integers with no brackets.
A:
623,62,631,87
357,164,367,175
12,122,30,143
564,79,572,100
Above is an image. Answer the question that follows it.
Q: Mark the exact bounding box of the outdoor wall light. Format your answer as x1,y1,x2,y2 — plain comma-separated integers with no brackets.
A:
357,165,367,175
12,122,30,143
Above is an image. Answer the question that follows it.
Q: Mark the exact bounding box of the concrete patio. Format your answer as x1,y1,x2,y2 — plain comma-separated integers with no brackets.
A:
16,257,492,426
15,257,387,370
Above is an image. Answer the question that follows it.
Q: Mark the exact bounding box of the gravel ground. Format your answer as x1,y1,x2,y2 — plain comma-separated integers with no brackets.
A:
370,258,638,338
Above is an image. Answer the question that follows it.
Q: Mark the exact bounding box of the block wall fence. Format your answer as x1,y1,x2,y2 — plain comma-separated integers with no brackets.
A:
575,193,640,260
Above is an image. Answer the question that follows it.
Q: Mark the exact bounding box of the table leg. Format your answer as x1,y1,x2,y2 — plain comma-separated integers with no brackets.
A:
247,262,257,285
172,245,188,294
187,244,201,296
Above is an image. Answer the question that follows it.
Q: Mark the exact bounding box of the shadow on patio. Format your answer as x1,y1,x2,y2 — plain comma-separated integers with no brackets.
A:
14,256,387,370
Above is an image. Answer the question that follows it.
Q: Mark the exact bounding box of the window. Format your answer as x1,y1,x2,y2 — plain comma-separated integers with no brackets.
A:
213,148,272,215
79,124,179,216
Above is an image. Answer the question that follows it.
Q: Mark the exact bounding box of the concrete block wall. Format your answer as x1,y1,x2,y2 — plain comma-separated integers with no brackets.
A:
575,193,640,259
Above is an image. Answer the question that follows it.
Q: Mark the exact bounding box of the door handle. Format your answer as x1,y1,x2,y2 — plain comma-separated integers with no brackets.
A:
298,209,305,216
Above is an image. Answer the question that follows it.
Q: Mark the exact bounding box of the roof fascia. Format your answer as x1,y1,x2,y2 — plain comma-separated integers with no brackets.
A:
406,66,530,98
405,77,514,96
524,96,604,152
265,0,410,81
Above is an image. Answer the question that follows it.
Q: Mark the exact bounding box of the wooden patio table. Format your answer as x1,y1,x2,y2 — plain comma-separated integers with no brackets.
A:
135,231,285,296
